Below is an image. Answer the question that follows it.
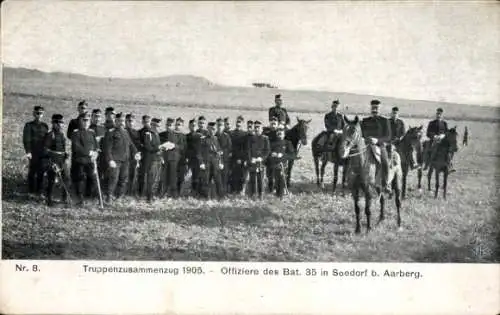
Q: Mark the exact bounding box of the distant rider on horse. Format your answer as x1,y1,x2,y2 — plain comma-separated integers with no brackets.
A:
269,94,291,130
389,106,420,170
423,107,454,172
322,99,345,158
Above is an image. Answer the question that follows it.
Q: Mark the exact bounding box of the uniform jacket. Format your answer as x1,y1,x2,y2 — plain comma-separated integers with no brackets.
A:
263,127,278,144
43,129,67,164
268,106,291,125
90,123,106,151
185,131,198,160
159,130,182,161
196,134,222,164
360,115,392,145
139,127,161,161
71,128,98,164
247,134,271,162
268,139,295,167
103,127,138,163
23,120,49,156
105,119,115,131
426,119,448,139
216,131,232,163
230,129,249,160
66,117,80,139
175,131,187,163
126,127,141,149
389,118,406,142
324,111,344,131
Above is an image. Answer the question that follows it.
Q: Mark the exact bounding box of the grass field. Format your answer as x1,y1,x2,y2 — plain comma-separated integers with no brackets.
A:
2,69,499,262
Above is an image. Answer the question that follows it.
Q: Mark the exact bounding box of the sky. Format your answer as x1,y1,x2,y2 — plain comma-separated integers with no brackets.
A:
2,1,499,106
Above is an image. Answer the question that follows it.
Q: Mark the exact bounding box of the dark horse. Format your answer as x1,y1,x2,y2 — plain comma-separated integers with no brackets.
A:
394,125,424,199
311,131,348,192
284,117,311,188
426,127,458,199
338,116,403,234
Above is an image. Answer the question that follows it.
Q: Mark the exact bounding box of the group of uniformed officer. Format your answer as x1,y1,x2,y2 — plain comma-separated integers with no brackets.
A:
22,95,297,206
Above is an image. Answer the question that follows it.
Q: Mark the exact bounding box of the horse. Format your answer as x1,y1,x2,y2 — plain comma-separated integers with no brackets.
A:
394,125,424,199
284,117,311,189
311,131,348,192
426,127,458,199
338,115,403,234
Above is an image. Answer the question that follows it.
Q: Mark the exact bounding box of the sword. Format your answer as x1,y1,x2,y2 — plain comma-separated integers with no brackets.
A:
93,158,104,209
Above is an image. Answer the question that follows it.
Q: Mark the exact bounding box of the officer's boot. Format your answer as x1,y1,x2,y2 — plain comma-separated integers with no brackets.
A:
381,148,391,194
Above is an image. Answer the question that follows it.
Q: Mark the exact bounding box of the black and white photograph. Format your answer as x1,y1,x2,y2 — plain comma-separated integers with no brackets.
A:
1,1,499,266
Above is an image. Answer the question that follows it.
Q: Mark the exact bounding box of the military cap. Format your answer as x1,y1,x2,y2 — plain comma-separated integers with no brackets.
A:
198,116,206,121
77,100,88,107
92,109,102,114
33,105,44,112
176,117,184,123
275,94,281,100
216,117,223,123
236,115,244,122
188,119,195,124
392,106,399,112
125,113,135,120
166,117,175,123
208,122,216,127
270,116,278,122
370,99,381,106
332,99,340,105
115,112,124,119
223,117,229,122
254,120,262,126
436,108,444,113
51,114,64,123
151,118,161,123
105,107,115,113
247,120,254,125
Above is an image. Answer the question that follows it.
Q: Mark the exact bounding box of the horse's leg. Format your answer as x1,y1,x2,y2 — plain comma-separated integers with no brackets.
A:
320,157,327,189
314,155,320,187
286,160,294,189
365,186,372,233
332,163,339,193
394,175,402,230
402,166,408,200
427,168,433,191
378,188,385,224
443,168,448,200
353,185,361,234
434,168,440,199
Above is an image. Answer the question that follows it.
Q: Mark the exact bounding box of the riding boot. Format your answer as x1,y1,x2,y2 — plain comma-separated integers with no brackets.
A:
380,146,391,194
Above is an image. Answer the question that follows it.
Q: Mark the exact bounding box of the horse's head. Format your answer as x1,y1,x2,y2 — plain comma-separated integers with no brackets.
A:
446,126,458,153
339,115,362,159
404,125,424,147
295,116,311,146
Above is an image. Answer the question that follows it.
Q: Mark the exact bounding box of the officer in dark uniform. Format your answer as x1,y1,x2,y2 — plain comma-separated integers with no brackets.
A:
67,100,88,139
23,105,49,196
126,113,141,195
263,117,279,192
223,117,231,134
268,94,291,128
185,119,199,195
247,121,270,199
268,125,295,198
216,117,232,194
389,106,419,169
197,122,224,199
89,109,106,187
360,99,392,194
174,117,187,196
229,115,247,194
138,116,162,202
158,118,182,198
323,99,345,156
43,114,70,206
70,112,99,206
423,107,449,171
104,107,116,131
102,113,140,203
240,120,255,195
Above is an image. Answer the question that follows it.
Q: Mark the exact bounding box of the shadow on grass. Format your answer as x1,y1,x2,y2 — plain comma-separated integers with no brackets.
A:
2,238,293,261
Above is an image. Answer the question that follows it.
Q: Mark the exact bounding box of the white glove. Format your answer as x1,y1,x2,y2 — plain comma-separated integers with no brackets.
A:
439,134,445,140
89,150,98,161
256,157,263,162
251,158,256,164
200,163,206,170
236,159,242,165
219,163,224,170
134,152,141,161
271,152,278,157
24,153,32,160
334,129,343,134
370,138,378,145
109,160,117,168
277,153,283,158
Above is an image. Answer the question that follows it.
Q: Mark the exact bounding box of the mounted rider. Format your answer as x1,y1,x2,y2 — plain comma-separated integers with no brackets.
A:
322,99,345,158
423,107,454,172
360,99,392,194
389,106,420,170
268,94,291,129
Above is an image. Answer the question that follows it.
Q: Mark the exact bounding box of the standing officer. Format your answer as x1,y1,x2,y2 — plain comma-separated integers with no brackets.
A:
90,109,106,188
247,121,270,199
423,107,449,171
268,94,291,128
223,117,231,133
159,118,181,198
126,113,141,196
216,117,232,194
263,116,279,192
239,120,255,195
268,125,295,198
104,107,116,131
174,117,187,196
197,122,224,199
360,99,392,194
23,105,49,197
67,100,88,139
229,115,248,194
102,113,140,203
70,112,99,206
43,114,70,206
323,99,345,156
138,116,162,202
185,119,199,195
